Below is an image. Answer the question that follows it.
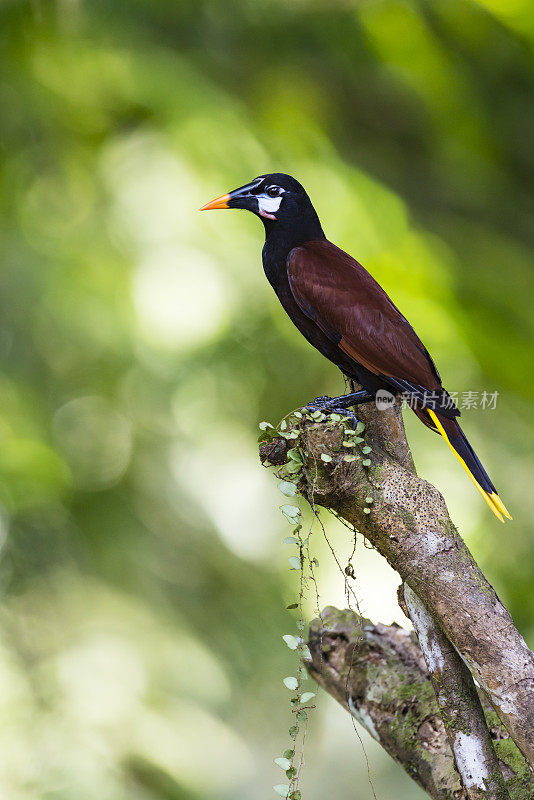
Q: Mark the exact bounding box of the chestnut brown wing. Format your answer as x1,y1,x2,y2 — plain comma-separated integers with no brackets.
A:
287,240,441,390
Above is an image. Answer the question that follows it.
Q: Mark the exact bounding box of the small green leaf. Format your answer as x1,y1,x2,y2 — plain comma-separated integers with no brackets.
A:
288,556,301,570
274,757,291,771
285,767,297,779
320,453,332,462
355,421,365,433
259,421,273,430
283,749,294,759
283,430,299,439
283,635,300,650
301,691,316,702
343,454,357,462
364,507,370,514
280,504,300,522
285,461,302,473
286,603,299,610
342,440,354,447
362,459,371,467
293,411,302,419
353,436,364,443
290,791,302,800
362,445,372,454
365,496,373,503
287,448,303,463
289,725,299,738
284,536,299,544
300,645,312,660
283,676,299,690
278,481,297,497
280,504,299,515
311,410,323,419
273,784,290,797
296,710,308,722
280,420,287,431
329,413,341,421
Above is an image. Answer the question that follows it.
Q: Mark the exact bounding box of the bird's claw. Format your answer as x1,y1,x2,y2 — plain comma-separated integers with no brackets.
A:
302,397,360,429
304,395,338,413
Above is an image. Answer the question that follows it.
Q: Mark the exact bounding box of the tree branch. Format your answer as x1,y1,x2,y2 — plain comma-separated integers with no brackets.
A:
404,584,510,799
306,607,533,800
259,395,534,789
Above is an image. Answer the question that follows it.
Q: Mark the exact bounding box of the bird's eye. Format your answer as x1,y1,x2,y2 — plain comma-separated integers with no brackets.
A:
266,185,281,198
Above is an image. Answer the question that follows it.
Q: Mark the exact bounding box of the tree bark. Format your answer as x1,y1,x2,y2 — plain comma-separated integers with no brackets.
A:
404,585,510,799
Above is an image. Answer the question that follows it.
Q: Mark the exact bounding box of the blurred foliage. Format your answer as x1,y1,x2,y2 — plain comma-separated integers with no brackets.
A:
0,0,533,798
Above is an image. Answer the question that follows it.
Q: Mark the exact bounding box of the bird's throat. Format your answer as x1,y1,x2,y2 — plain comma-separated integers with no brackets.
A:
261,208,325,282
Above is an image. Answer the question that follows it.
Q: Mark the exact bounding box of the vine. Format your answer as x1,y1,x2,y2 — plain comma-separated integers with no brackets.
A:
259,405,376,799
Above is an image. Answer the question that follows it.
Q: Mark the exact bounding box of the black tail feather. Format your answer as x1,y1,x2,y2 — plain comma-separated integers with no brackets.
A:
440,416,497,495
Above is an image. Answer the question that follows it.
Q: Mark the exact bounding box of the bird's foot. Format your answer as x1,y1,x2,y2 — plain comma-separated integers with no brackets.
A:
303,395,337,413
302,389,375,428
303,396,360,429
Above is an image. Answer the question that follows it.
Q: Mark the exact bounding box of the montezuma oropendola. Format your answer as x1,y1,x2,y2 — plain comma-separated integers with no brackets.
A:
200,173,511,522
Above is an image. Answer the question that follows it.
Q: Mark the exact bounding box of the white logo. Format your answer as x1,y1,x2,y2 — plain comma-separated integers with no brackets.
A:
375,389,395,411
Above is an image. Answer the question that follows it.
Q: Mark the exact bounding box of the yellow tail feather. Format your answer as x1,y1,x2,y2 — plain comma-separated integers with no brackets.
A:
490,492,512,520
426,409,512,522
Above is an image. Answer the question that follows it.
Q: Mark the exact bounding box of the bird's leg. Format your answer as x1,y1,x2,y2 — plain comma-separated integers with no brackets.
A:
329,390,376,408
306,389,376,410
303,390,376,428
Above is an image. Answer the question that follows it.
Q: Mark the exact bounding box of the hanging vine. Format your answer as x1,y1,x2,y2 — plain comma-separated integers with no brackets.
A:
259,407,377,800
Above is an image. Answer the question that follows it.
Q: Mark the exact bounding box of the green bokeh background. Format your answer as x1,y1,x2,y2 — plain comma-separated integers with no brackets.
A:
1,1,533,798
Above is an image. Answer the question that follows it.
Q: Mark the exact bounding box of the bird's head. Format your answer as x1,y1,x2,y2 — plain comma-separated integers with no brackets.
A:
199,173,313,224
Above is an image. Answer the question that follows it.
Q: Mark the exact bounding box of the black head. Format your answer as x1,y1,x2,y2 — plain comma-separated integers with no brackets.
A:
200,173,323,235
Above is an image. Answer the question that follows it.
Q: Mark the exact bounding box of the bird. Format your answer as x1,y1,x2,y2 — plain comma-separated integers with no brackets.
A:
200,173,511,522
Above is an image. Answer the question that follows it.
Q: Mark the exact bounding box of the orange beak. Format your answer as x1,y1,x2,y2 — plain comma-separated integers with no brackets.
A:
198,193,231,211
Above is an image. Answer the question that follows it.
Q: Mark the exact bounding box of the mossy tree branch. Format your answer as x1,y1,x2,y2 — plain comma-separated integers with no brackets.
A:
306,607,533,800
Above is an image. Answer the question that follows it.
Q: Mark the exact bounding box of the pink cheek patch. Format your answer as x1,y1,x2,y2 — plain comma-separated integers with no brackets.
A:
259,210,277,220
